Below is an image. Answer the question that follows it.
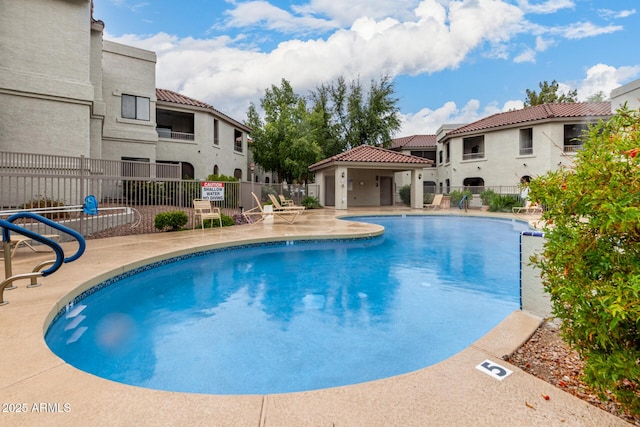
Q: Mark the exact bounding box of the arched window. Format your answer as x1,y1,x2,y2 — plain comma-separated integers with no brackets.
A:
234,168,242,180
463,177,485,193
181,162,194,180
213,165,219,176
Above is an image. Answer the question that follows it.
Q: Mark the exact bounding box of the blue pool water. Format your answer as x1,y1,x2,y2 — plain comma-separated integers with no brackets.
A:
45,216,529,395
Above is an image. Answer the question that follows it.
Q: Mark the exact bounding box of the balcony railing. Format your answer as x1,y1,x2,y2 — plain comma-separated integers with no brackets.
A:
462,152,484,160
157,129,194,141
563,144,583,153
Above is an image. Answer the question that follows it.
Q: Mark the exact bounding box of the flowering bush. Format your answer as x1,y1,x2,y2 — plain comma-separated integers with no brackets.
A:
529,105,640,413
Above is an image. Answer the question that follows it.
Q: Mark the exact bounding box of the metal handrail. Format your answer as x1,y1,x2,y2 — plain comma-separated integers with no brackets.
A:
1,213,87,305
0,206,141,229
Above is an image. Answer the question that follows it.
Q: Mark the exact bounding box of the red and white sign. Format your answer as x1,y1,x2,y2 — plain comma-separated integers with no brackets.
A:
201,181,224,201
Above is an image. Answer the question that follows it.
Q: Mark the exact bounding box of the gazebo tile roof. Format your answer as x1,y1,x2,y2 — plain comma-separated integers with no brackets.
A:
309,144,432,170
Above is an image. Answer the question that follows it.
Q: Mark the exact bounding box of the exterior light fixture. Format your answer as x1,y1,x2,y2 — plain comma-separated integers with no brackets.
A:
341,171,345,178
418,173,422,180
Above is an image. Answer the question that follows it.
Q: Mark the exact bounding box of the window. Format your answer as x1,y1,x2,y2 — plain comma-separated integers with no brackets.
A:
411,150,436,164
462,136,484,160
439,150,443,164
564,123,589,152
445,143,450,163
234,129,243,152
214,120,220,145
519,128,533,155
122,95,150,121
462,177,485,194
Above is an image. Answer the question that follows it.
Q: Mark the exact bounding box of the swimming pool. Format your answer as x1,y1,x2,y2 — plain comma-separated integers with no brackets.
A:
45,216,529,395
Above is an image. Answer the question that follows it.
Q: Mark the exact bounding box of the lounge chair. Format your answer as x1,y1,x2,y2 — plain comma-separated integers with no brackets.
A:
424,193,443,210
512,200,543,214
193,199,222,230
0,234,61,259
267,194,305,224
278,194,295,206
242,193,268,225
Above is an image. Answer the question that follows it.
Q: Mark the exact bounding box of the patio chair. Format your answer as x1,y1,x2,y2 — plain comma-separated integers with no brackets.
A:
268,194,305,224
193,199,222,230
242,193,267,225
512,200,543,215
423,193,443,210
278,194,295,206
0,234,61,259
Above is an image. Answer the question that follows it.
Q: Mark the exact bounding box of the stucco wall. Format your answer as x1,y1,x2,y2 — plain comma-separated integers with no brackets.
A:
611,78,640,110
0,0,93,156
442,121,583,189
520,232,551,319
101,41,158,160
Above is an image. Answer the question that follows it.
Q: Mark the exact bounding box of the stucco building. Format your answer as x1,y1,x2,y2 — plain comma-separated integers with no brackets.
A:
1,0,250,182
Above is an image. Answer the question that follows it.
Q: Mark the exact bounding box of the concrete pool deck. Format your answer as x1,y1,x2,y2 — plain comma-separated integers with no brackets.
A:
0,208,628,426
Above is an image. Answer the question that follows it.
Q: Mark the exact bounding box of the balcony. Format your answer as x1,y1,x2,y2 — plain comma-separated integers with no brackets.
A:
157,128,194,141
462,152,485,160
563,144,583,153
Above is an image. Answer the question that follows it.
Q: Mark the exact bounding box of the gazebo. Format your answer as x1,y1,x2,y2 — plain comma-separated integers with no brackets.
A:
308,145,433,209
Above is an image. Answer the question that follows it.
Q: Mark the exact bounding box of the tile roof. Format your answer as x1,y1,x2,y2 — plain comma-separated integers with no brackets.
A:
445,102,612,137
391,134,437,149
156,88,251,132
309,144,432,171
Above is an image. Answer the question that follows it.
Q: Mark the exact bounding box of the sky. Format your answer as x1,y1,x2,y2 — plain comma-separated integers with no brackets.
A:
94,0,640,137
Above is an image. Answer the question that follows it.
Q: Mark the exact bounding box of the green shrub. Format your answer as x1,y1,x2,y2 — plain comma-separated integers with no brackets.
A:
123,180,166,205
449,189,473,207
487,194,520,212
205,174,238,182
423,193,435,204
301,196,321,209
399,185,411,205
154,211,188,231
480,188,497,205
529,105,640,414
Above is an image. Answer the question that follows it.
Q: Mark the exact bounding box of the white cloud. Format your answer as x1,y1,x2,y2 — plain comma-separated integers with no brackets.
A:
598,8,637,20
555,21,623,39
534,35,554,51
398,99,508,136
513,47,536,63
107,0,526,121
218,1,339,34
102,1,640,137
293,0,420,27
576,63,640,101
109,0,149,13
517,0,574,14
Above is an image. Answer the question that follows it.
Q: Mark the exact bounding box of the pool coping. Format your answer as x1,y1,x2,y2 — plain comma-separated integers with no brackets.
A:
0,208,628,426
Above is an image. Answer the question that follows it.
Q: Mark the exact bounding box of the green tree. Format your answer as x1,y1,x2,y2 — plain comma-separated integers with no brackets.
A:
309,75,401,153
245,79,321,183
586,90,608,102
524,80,578,107
528,106,640,413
